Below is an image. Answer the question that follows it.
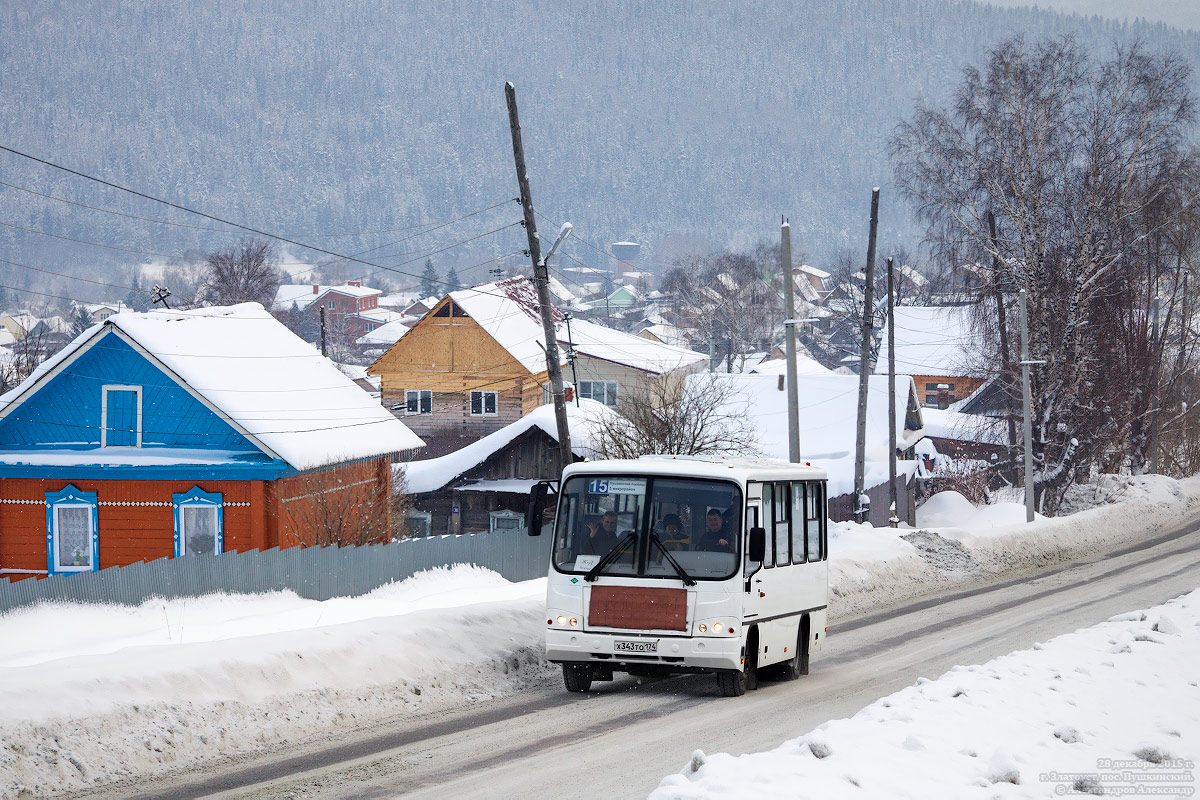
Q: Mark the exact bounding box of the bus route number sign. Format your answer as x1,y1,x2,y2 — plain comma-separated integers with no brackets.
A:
588,478,644,495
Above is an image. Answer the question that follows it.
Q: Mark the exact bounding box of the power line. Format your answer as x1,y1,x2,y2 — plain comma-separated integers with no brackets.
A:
0,255,143,295
0,178,516,240
0,144,534,302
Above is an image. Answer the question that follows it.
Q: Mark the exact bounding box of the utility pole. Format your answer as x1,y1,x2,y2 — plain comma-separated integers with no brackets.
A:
1149,296,1161,474
506,82,572,476
887,257,898,527
854,188,880,524
564,313,580,408
781,218,801,463
1019,289,1035,522
987,211,1018,469
320,307,327,357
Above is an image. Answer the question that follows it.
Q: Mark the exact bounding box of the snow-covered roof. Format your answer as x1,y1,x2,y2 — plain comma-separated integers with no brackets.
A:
875,306,986,379
274,283,382,311
797,264,831,280
402,400,617,494
274,284,320,309
568,318,706,374
691,372,924,497
377,292,415,308
0,304,424,471
351,308,403,324
448,278,706,376
748,354,834,377
637,323,693,349
356,318,414,346
321,283,381,299
920,407,1005,444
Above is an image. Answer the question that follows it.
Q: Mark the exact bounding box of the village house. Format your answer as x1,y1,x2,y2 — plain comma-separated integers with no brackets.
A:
696,371,926,526
368,277,707,455
874,305,988,409
0,303,423,579
402,400,614,536
273,281,393,339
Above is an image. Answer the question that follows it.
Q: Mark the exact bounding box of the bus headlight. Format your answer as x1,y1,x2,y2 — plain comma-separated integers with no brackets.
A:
713,623,723,633
569,617,578,627
698,623,707,633
556,615,567,625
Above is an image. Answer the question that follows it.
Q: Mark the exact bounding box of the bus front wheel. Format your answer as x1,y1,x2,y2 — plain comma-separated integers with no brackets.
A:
717,639,759,697
563,663,593,693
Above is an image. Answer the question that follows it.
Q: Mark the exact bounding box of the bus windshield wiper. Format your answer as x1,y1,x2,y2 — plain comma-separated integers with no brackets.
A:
650,533,697,586
584,532,637,582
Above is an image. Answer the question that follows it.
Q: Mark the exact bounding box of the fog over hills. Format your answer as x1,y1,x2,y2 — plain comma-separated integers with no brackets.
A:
1,0,1198,299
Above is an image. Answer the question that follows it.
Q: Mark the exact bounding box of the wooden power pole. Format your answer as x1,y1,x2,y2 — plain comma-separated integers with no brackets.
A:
505,82,573,476
781,219,801,463
854,188,880,524
887,256,898,527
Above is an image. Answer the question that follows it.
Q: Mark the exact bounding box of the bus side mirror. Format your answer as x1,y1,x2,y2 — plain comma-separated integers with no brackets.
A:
527,482,549,536
748,527,766,562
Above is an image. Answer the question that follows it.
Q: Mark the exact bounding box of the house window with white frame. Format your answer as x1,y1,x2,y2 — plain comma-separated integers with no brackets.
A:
405,389,432,414
46,485,98,574
489,509,524,532
470,390,497,416
579,380,618,407
101,385,142,447
173,487,224,557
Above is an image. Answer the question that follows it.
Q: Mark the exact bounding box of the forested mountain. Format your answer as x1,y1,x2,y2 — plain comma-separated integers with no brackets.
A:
1,0,1198,300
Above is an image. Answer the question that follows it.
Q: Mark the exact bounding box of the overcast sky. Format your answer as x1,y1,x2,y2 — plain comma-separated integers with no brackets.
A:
977,0,1200,31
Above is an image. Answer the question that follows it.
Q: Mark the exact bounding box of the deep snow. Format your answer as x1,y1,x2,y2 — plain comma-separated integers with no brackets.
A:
2,474,1198,798
653,590,1200,799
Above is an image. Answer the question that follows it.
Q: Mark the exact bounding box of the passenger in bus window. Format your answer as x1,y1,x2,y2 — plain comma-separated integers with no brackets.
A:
698,508,733,552
583,510,620,555
660,513,687,550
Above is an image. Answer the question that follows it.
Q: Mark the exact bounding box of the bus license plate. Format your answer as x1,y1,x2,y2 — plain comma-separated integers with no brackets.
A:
614,640,657,654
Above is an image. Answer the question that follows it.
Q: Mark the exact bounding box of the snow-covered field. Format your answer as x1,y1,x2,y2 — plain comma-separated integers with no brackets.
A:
653,590,1200,799
2,474,1198,798
0,567,554,799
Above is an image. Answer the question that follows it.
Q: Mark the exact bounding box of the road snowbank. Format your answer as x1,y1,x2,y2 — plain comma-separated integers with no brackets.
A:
654,589,1200,799
0,566,552,799
830,474,1200,618
3,475,1197,798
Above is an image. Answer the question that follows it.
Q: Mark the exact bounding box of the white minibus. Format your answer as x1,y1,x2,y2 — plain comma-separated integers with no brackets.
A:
527,456,828,696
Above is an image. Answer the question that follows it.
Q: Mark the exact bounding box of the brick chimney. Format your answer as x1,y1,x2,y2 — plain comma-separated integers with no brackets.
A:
347,280,361,288
312,284,320,294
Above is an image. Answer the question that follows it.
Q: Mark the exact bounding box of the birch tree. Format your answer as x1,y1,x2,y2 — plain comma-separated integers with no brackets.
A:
891,36,1198,512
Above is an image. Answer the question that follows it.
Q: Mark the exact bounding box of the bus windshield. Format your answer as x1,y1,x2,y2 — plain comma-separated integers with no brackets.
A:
552,474,742,580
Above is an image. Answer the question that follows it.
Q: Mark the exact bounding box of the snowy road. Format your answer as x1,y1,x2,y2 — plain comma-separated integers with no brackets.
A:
116,512,1200,800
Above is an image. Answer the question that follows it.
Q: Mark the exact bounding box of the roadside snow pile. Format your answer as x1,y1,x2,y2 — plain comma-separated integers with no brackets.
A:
0,566,550,799
654,590,1200,799
829,474,1200,618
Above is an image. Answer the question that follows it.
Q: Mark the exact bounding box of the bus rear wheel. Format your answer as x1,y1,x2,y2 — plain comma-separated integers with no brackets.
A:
780,619,811,681
563,663,593,693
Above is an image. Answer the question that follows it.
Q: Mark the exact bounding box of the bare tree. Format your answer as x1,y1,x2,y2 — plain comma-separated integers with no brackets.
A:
200,238,283,307
0,326,53,394
666,245,784,370
283,464,410,547
592,374,759,459
891,36,1199,513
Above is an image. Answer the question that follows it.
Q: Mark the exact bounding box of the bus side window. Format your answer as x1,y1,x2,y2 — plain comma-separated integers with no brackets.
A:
821,485,829,561
761,484,774,568
791,482,806,564
774,482,790,566
806,482,822,562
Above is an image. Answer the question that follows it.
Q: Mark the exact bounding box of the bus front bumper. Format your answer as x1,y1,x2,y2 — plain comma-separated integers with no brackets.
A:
546,628,743,672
